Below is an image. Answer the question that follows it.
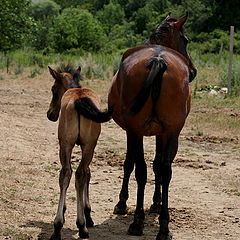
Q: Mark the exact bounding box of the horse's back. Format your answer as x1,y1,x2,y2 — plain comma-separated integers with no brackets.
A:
108,45,191,136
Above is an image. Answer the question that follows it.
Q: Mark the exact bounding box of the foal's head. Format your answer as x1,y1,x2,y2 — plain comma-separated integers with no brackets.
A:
149,13,197,81
47,65,82,122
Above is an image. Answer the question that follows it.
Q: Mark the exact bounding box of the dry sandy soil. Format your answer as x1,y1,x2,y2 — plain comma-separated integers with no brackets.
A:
0,69,239,240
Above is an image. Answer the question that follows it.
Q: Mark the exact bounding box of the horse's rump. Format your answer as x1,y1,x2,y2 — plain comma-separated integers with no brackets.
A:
111,45,190,135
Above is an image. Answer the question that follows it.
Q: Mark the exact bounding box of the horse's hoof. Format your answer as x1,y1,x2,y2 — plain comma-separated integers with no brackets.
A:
78,227,89,239
156,232,173,240
127,222,144,236
127,220,144,236
113,201,127,215
50,232,61,240
86,216,94,228
149,202,161,214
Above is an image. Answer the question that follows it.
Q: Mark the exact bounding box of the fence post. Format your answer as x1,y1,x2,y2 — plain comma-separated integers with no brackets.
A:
227,26,234,95
218,42,223,66
198,50,202,66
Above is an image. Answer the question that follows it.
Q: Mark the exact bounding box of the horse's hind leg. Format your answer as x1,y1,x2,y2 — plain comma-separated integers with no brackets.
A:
156,135,178,240
127,131,146,236
114,131,135,215
50,145,73,240
150,136,163,214
75,145,95,239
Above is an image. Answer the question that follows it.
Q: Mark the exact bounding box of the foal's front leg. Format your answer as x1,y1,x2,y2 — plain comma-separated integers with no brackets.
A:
50,146,73,240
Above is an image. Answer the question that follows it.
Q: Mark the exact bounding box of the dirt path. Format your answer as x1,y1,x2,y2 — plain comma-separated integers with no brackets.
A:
0,71,239,240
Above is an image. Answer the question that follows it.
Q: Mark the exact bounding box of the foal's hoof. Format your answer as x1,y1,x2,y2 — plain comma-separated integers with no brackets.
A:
50,232,61,240
149,202,161,214
113,201,127,215
156,232,173,240
78,227,89,239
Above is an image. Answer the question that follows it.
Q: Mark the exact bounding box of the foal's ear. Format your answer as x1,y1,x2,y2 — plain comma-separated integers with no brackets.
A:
175,12,188,30
48,66,61,81
76,66,81,73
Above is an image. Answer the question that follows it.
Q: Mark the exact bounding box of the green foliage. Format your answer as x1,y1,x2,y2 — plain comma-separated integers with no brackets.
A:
51,8,106,52
29,0,60,21
29,67,41,78
97,1,125,34
0,0,36,51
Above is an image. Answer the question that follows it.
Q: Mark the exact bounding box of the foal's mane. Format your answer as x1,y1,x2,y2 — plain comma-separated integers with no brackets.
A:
57,64,83,88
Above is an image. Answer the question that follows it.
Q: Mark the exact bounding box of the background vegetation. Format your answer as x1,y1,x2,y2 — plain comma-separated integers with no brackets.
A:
0,0,240,94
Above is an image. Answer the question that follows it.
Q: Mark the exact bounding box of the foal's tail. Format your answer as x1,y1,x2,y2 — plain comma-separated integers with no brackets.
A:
127,56,167,116
74,97,113,123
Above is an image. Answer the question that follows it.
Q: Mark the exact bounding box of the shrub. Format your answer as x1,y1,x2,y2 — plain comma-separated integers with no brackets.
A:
51,8,107,52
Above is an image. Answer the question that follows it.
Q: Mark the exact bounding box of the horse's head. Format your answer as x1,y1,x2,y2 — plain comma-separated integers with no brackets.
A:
149,13,197,81
47,66,82,122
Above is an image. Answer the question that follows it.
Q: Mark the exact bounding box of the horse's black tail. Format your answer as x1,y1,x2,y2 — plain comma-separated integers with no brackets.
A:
74,97,112,123
127,56,167,116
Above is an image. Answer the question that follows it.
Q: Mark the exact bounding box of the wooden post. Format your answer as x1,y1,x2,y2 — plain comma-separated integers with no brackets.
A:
228,26,234,95
218,42,223,66
198,50,202,66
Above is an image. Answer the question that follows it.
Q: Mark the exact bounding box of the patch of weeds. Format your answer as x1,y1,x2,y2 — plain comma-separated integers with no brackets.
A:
197,130,203,136
14,63,24,75
29,67,41,78
222,189,240,197
70,196,76,202
7,167,16,173
50,199,58,206
72,165,77,170
44,165,60,172
0,74,4,80
3,228,17,236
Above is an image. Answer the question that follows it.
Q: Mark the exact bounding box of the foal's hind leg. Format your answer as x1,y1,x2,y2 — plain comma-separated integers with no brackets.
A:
150,136,163,214
75,145,95,239
50,145,73,240
114,131,135,215
84,167,94,227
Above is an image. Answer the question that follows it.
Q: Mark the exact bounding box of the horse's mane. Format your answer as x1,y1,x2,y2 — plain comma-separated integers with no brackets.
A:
57,64,83,88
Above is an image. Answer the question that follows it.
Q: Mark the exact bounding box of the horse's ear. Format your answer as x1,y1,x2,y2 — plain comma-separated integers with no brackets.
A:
165,12,171,19
175,12,188,29
76,66,81,73
48,66,61,81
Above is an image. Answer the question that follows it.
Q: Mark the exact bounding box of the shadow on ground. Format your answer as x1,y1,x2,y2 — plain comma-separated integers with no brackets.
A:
23,210,159,240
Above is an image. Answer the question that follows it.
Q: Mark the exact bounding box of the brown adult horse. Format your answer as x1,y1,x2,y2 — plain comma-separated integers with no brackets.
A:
47,66,112,239
108,13,197,240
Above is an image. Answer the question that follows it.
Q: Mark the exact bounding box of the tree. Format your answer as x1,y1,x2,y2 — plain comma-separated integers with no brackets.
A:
51,8,107,52
0,0,35,51
29,0,60,21
97,1,125,34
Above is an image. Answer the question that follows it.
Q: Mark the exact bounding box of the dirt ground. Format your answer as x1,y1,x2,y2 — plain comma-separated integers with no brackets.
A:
0,69,239,240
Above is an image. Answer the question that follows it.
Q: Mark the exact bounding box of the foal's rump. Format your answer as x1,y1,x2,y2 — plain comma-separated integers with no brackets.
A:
58,88,112,146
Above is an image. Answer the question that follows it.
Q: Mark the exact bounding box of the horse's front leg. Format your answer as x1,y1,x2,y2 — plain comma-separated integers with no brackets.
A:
50,145,73,240
127,132,146,236
114,132,135,215
156,136,178,240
